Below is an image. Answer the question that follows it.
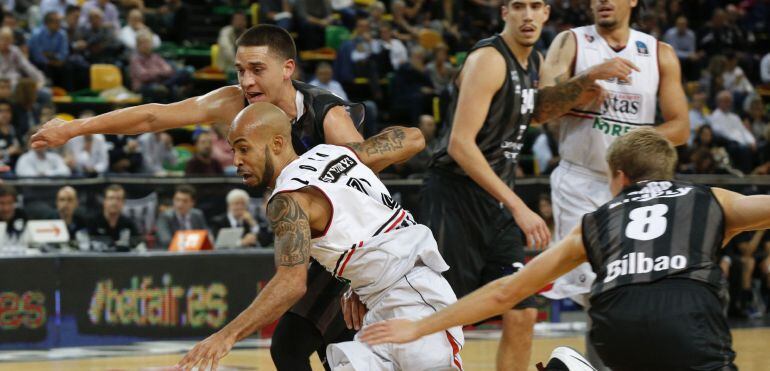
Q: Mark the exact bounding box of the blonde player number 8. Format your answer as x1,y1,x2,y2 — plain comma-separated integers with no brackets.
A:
624,204,669,241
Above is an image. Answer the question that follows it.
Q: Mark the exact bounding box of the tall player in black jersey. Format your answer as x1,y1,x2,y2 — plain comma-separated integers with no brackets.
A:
422,0,638,369
363,128,770,370
30,25,365,371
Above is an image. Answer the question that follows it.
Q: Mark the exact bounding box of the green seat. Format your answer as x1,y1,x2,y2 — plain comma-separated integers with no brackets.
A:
166,146,192,172
325,26,351,50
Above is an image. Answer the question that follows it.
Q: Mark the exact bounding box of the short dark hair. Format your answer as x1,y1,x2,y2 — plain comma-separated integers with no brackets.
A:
175,184,197,200
0,184,17,199
65,5,80,15
43,11,59,24
235,25,296,61
105,184,125,196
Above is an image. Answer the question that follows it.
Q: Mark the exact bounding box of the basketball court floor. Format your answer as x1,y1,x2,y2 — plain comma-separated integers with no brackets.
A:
2,326,769,371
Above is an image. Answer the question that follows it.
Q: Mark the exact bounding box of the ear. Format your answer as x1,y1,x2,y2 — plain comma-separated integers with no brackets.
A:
618,170,633,188
271,134,287,154
283,59,295,80
500,4,508,19
630,0,639,8
543,4,551,22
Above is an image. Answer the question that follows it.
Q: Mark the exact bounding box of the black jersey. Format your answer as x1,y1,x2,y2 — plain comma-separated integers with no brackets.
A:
582,180,725,298
430,35,540,188
291,80,365,154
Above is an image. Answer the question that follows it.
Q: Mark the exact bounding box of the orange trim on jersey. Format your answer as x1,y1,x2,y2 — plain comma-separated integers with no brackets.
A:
337,240,363,277
445,331,463,370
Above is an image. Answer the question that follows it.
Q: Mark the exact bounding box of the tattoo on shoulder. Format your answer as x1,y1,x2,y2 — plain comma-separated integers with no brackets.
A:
347,127,406,157
268,193,311,267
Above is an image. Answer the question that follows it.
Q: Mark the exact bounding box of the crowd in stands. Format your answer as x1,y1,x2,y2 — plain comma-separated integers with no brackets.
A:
0,0,762,178
0,0,767,316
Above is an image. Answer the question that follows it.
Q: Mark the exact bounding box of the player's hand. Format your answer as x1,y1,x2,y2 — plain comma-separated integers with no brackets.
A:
585,57,640,83
360,319,420,345
176,331,235,371
341,288,368,330
511,206,551,250
30,118,78,149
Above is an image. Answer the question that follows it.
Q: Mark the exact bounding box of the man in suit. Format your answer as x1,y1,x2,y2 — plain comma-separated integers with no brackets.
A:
156,184,209,247
209,188,259,247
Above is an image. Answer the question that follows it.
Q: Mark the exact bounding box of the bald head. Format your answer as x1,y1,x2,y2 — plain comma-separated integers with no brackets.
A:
231,102,292,142
229,102,296,188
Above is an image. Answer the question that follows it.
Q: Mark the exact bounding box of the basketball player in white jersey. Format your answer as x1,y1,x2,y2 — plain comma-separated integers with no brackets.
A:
177,102,464,371
539,1,689,368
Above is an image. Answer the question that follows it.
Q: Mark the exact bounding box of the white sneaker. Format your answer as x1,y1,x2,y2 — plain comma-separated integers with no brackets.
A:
541,346,597,371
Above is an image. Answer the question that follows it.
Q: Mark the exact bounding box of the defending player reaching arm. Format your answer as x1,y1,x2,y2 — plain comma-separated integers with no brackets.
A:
363,128,767,370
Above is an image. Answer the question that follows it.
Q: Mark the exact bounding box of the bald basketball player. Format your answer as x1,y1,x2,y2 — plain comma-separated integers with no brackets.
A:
31,25,367,371
177,103,465,371
362,128,768,370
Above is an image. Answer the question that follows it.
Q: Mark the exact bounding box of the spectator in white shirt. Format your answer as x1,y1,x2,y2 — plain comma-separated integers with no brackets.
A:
309,62,348,100
15,147,71,176
709,90,756,173
378,22,407,71
710,90,756,147
138,131,177,175
119,9,160,51
65,133,109,176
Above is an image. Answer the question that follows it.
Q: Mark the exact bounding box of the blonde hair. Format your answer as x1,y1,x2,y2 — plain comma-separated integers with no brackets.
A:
226,189,250,205
606,128,678,182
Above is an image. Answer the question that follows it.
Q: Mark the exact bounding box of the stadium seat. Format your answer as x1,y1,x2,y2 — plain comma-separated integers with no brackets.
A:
325,26,351,50
90,64,123,92
211,44,221,70
250,3,259,25
418,29,442,50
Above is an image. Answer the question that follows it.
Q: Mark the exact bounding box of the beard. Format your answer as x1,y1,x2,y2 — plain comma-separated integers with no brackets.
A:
257,146,275,189
596,17,619,29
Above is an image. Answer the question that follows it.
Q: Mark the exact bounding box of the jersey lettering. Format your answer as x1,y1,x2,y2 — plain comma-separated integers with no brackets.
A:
319,155,357,183
520,88,536,114
604,252,688,283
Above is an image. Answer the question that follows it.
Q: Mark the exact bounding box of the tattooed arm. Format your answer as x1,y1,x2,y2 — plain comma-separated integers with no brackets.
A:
177,192,312,370
532,31,640,125
345,126,426,172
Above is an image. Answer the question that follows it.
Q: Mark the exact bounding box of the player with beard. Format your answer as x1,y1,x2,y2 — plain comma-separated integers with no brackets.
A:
30,25,370,371
538,1,689,368
422,0,638,369
177,103,464,371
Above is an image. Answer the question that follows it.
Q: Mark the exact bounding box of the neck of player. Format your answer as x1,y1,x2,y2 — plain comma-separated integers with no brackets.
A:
501,32,532,69
275,83,299,121
596,23,631,50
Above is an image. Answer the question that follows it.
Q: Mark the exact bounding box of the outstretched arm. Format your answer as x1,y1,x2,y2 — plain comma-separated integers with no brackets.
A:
345,126,425,173
31,86,244,149
177,192,312,371
360,226,588,345
711,188,770,244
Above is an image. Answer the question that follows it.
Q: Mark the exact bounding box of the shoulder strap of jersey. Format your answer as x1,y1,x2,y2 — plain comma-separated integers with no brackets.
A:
293,80,365,131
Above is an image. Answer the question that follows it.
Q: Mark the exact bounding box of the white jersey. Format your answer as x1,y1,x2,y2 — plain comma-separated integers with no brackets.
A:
557,25,660,175
270,144,449,305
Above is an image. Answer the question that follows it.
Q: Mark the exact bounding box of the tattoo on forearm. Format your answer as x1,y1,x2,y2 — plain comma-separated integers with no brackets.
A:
268,194,311,267
347,127,406,156
533,74,593,122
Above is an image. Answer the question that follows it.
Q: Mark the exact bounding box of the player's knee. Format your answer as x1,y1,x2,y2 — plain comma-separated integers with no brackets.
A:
503,308,537,330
